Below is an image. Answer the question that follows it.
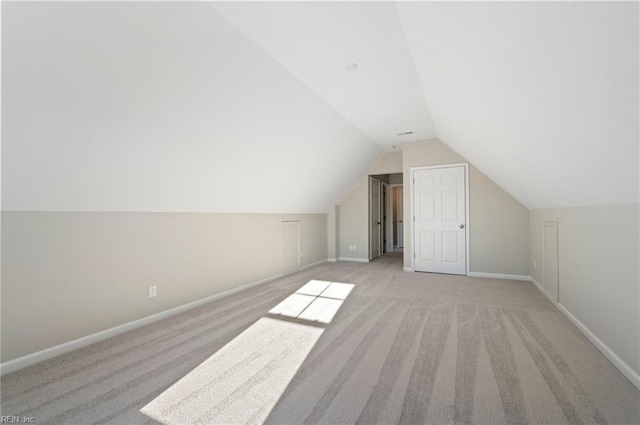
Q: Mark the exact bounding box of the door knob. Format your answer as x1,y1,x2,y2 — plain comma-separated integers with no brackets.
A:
459,224,465,229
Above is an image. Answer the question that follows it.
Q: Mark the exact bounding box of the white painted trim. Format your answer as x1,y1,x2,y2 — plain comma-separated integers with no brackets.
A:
408,169,415,272
409,163,470,275
338,257,370,263
368,176,384,261
327,258,337,263
531,276,545,294
543,220,559,303
557,303,640,390
282,220,301,273
301,259,327,270
530,276,556,303
0,261,326,376
383,182,392,253
467,272,531,281
389,184,403,250
529,277,640,390
464,164,470,276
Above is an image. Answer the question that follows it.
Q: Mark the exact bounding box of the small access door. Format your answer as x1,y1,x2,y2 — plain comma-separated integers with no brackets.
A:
282,221,301,273
543,221,559,303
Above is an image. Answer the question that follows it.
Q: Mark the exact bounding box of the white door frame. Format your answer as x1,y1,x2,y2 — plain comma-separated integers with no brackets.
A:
282,220,301,273
409,163,470,274
383,182,392,253
369,176,383,260
390,184,403,250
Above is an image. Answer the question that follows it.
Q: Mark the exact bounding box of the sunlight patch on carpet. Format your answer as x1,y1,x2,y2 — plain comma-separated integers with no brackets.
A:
141,280,353,425
269,280,354,324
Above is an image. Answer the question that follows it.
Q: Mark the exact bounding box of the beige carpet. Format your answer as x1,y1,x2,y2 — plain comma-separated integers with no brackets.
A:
2,252,639,424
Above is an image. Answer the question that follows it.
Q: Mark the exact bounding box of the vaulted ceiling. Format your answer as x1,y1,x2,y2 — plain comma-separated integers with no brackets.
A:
3,2,638,212
211,2,437,147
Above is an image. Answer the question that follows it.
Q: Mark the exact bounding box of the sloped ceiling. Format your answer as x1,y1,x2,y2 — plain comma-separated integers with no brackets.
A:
210,2,436,147
1,2,380,213
212,1,638,210
3,2,638,213
397,1,639,209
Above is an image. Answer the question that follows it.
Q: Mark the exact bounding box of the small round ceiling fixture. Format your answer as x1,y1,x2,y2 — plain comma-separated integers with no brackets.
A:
344,62,359,72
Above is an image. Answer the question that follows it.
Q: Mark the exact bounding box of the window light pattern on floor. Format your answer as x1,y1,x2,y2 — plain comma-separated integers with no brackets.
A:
140,280,353,425
268,280,354,324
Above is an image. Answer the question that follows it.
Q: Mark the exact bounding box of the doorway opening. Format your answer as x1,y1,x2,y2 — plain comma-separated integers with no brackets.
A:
369,173,403,261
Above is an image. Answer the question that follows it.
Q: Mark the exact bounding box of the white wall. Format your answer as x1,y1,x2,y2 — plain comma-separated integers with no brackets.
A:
530,205,640,376
398,2,639,209
402,140,529,275
338,177,370,259
338,152,403,259
327,205,339,260
2,2,347,368
370,151,403,174
338,141,529,276
2,2,380,213
1,212,327,363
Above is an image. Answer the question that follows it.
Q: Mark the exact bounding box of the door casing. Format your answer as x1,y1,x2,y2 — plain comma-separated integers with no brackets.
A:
369,177,383,260
543,220,559,303
282,221,301,273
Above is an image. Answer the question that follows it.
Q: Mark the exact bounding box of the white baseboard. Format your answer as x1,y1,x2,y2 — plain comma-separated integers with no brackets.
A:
0,269,297,376
338,257,369,263
301,259,327,270
327,258,337,263
529,277,640,390
467,272,531,281
0,258,333,375
530,276,544,292
557,303,640,390
530,277,556,304
402,267,414,272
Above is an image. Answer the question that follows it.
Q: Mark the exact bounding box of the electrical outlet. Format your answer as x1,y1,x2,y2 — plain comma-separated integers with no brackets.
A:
149,286,157,298
534,260,537,269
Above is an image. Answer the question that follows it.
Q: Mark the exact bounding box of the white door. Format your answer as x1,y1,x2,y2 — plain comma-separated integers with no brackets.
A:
383,183,391,253
544,221,559,303
369,177,382,260
397,187,404,248
413,166,466,274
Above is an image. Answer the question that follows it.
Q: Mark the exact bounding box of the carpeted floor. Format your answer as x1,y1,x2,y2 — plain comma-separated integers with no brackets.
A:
2,252,639,424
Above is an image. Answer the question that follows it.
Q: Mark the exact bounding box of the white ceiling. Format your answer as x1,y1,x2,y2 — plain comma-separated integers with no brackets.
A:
397,1,639,209
210,2,436,148
2,2,638,212
2,2,380,213
212,1,639,209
